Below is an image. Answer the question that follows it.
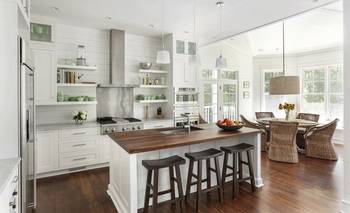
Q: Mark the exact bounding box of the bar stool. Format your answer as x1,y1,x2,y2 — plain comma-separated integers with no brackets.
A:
142,155,186,213
185,148,223,212
221,143,256,199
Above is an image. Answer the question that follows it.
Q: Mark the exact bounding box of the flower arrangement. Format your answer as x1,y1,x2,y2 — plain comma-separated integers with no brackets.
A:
278,102,295,120
73,111,87,124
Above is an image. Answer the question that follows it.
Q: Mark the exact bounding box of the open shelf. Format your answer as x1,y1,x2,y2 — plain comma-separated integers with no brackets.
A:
57,64,98,71
139,69,168,74
57,83,97,87
137,100,169,104
36,101,97,106
139,85,168,88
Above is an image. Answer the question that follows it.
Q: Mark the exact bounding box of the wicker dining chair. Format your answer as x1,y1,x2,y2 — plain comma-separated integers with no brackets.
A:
240,115,269,152
304,119,339,161
268,121,299,163
255,112,275,120
296,113,320,122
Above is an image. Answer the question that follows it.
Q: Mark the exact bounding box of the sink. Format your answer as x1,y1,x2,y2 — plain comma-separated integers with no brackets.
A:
160,126,203,135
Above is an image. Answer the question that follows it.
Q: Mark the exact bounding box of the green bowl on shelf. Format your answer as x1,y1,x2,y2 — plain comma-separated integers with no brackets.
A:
88,97,96,101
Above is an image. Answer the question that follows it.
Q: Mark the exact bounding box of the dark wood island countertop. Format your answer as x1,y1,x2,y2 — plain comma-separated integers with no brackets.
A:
108,125,261,154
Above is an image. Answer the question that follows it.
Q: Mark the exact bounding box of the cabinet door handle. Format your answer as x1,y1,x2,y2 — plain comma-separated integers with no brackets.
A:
73,157,87,161
73,143,87,147
72,132,87,135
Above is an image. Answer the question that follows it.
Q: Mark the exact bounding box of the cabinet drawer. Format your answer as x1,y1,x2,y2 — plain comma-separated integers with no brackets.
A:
59,138,98,153
59,128,99,140
59,151,99,168
144,120,174,129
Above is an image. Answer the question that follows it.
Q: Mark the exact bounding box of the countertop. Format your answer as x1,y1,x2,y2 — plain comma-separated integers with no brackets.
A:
0,158,20,194
37,122,100,131
108,124,261,154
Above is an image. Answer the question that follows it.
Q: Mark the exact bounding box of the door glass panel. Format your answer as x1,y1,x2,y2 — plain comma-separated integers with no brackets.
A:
221,70,237,80
203,83,218,123
202,69,218,80
223,84,237,120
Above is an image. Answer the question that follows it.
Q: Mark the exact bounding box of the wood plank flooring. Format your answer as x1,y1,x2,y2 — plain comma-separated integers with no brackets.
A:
35,145,343,213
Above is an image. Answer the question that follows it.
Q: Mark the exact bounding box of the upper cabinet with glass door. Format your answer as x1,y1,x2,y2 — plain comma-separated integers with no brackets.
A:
175,39,197,56
30,22,55,43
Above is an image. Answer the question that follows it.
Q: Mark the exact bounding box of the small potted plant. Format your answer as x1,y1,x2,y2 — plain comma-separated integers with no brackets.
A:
73,110,87,124
279,102,295,120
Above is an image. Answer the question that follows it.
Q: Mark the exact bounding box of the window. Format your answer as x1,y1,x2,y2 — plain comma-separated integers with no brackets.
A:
301,65,343,127
203,83,218,123
262,69,284,117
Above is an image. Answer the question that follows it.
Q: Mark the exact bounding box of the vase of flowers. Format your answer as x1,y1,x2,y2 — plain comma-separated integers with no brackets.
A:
278,102,295,120
73,111,87,124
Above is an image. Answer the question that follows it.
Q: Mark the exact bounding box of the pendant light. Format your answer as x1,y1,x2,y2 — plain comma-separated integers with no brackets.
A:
188,0,201,67
215,1,227,69
269,21,300,95
156,0,170,64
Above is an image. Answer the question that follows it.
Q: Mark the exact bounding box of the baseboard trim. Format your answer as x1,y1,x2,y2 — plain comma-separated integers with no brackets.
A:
341,199,350,213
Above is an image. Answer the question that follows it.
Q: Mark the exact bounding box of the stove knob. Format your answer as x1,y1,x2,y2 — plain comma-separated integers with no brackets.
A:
132,127,135,130
122,128,125,131
111,128,116,132
137,126,141,130
104,129,110,134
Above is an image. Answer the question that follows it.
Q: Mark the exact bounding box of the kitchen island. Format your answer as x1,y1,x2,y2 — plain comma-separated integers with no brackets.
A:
107,124,263,213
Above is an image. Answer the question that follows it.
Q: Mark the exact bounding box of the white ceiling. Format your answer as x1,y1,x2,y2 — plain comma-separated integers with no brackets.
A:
31,0,339,45
239,1,343,55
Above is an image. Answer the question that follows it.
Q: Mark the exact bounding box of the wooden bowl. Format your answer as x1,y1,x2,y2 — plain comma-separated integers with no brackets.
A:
216,123,244,131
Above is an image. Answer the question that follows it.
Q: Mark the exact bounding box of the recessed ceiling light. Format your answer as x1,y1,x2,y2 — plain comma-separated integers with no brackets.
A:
275,48,280,51
105,16,112,20
51,7,59,13
148,24,155,28
212,36,217,39
312,0,319,2
258,49,264,52
184,31,189,34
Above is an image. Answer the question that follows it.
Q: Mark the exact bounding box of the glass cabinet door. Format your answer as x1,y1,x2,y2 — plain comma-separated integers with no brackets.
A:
203,83,218,123
222,83,238,120
30,23,53,42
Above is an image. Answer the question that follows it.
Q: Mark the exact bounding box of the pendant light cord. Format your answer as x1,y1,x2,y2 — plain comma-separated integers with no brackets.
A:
283,20,285,76
193,0,196,42
161,0,165,49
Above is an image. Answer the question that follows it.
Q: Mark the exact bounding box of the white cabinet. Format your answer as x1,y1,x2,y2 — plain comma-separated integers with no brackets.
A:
31,44,57,105
0,165,19,213
99,135,112,163
173,55,197,87
36,130,59,173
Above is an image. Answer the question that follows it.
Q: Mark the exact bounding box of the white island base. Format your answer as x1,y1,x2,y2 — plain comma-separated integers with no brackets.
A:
107,134,263,213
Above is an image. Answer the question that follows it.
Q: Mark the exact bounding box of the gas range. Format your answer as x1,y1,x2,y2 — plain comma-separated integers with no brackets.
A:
97,117,143,135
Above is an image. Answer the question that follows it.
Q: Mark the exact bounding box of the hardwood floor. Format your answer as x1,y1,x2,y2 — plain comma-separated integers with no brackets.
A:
36,145,343,213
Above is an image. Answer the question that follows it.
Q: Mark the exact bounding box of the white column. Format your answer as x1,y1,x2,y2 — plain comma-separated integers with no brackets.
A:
342,1,350,212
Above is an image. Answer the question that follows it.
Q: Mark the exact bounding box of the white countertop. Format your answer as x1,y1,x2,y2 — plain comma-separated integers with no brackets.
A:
0,157,20,194
37,122,100,131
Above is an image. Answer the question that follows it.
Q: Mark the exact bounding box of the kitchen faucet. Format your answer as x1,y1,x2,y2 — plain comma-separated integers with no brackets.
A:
181,113,192,133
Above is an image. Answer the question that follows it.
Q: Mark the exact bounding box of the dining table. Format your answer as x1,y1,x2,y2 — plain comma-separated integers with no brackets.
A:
256,118,318,149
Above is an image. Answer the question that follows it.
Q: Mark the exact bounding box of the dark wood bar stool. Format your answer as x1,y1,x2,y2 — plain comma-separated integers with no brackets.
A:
142,155,186,213
185,148,223,212
221,143,256,199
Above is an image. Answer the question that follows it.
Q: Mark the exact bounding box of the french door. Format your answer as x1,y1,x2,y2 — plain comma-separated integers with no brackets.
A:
202,69,239,123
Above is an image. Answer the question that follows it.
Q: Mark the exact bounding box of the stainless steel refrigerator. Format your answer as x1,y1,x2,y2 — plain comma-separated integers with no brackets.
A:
18,36,36,213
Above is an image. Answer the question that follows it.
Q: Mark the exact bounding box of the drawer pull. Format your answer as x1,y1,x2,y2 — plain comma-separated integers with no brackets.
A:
154,125,164,128
73,157,87,161
72,132,87,135
73,143,86,147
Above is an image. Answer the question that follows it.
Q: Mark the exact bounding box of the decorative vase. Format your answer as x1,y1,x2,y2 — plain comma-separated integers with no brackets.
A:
285,110,290,120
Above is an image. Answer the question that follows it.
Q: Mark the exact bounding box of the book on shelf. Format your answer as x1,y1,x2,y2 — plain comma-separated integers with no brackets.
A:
57,70,76,84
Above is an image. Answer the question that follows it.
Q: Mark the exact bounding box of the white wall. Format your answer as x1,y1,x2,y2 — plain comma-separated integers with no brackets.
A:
342,1,350,212
199,41,254,119
0,0,18,159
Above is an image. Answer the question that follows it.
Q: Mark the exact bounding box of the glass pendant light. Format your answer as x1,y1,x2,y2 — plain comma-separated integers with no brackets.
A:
269,21,300,95
156,0,171,64
189,0,201,68
215,1,227,69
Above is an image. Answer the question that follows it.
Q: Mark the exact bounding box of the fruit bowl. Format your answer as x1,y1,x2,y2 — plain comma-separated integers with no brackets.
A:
216,119,244,131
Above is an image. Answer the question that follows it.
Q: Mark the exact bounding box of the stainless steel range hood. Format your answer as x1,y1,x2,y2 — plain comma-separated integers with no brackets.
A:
98,29,138,88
